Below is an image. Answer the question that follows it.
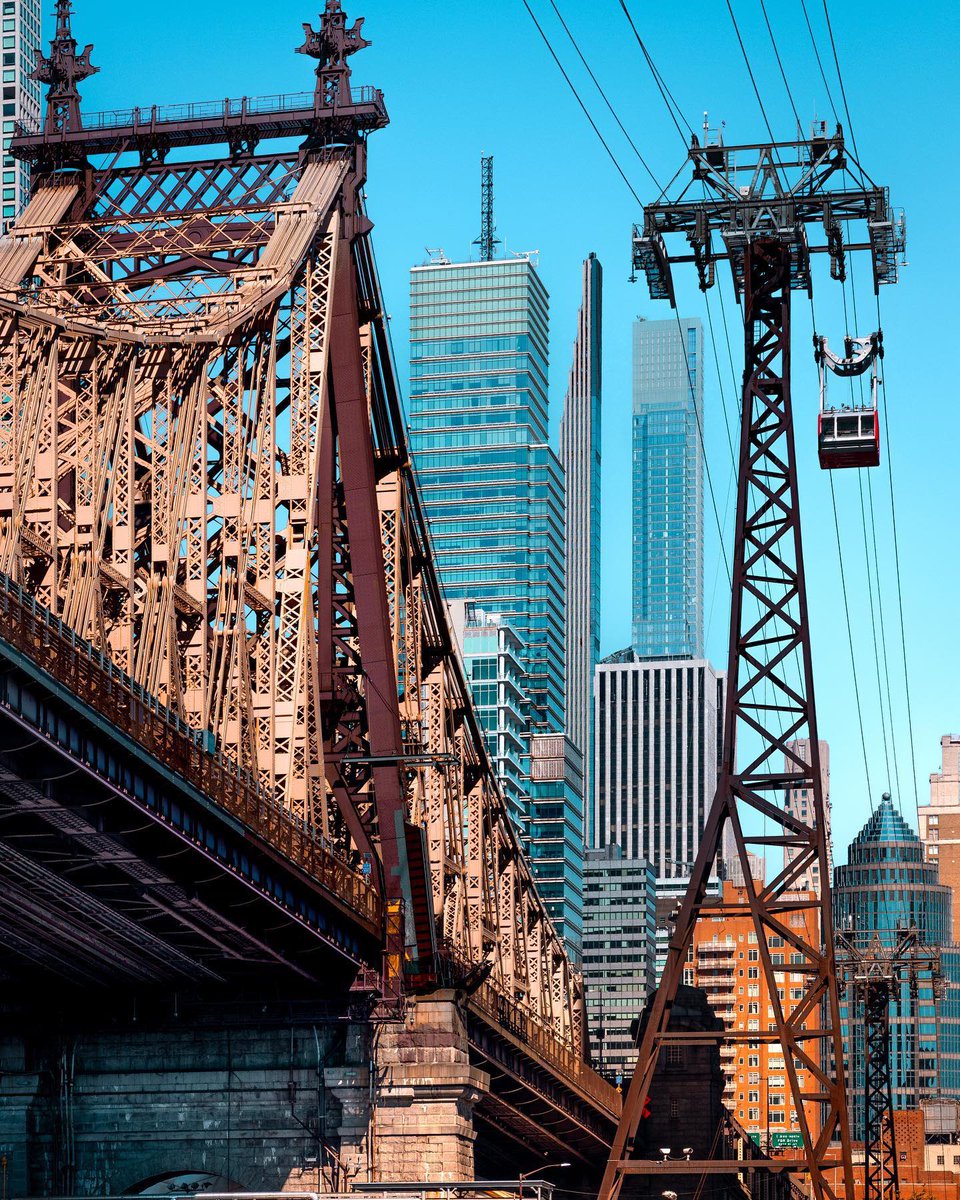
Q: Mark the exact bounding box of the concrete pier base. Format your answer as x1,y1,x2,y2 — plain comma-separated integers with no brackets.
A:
372,990,489,1183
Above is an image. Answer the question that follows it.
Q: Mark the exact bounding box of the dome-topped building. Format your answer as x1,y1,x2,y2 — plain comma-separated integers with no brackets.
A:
834,794,952,948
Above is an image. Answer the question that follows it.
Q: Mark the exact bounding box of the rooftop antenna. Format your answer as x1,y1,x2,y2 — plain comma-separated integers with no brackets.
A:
473,154,500,262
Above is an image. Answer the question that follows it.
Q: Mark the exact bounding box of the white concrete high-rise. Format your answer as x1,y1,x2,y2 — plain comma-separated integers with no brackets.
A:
592,651,724,878
2,0,41,224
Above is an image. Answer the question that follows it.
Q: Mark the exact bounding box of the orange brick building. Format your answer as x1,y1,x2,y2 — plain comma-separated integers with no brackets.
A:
691,880,822,1151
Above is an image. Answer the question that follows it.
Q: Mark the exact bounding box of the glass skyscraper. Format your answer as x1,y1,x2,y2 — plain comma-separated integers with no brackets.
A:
409,257,564,734
834,796,960,1136
409,255,579,952
631,317,704,659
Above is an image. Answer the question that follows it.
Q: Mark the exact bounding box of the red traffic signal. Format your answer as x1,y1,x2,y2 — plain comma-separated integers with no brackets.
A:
641,1095,652,1119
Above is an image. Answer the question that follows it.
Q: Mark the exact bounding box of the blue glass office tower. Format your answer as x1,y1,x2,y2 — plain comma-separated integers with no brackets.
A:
409,258,564,734
631,317,704,659
834,796,960,1136
409,255,578,952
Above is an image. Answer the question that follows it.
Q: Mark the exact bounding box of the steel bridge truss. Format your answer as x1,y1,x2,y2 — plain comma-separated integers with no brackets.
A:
0,6,585,1060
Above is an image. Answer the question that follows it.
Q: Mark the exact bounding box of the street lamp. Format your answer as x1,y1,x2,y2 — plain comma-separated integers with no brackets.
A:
519,1162,572,1183
660,1148,672,1161
518,1162,572,1200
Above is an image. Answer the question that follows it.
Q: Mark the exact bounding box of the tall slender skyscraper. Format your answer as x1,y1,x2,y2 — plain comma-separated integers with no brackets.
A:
561,253,602,803
631,317,704,659
2,0,41,223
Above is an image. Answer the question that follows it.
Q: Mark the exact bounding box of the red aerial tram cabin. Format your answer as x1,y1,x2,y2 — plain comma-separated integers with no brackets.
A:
817,406,880,469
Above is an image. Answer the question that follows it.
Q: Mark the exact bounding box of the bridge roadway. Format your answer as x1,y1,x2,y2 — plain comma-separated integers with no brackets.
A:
0,572,619,1189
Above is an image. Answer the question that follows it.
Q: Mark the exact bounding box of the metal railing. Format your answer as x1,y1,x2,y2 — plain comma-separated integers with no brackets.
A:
470,977,621,1117
0,571,379,927
13,86,385,138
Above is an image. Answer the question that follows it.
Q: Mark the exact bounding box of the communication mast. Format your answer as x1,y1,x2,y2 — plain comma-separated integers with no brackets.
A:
599,124,906,1200
474,154,500,261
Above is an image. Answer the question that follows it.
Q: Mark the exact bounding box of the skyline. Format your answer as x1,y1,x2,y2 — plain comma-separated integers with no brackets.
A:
62,0,960,860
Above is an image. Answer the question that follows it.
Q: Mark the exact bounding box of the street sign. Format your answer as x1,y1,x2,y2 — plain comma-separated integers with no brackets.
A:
771,1132,804,1149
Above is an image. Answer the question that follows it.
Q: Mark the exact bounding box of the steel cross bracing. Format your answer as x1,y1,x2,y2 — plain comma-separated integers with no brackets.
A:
600,239,854,1200
837,927,944,1200
0,0,589,1070
634,124,906,298
602,123,906,1200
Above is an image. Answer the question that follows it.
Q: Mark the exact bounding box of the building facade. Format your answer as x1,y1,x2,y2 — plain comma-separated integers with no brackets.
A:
783,738,832,897
2,0,41,224
561,253,602,804
834,796,960,1138
528,733,584,957
920,735,960,938
631,317,704,659
592,651,724,878
691,881,823,1151
581,847,656,1081
409,256,564,735
449,602,527,835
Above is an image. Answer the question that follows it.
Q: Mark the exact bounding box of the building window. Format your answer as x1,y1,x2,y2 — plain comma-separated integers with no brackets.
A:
670,1099,680,1119
666,1045,684,1067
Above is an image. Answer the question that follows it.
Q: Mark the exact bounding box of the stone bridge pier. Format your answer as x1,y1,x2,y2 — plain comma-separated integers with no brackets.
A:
0,988,498,1196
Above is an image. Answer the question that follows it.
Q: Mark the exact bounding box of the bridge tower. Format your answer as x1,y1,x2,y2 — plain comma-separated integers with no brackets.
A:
0,3,617,1188
599,127,906,1200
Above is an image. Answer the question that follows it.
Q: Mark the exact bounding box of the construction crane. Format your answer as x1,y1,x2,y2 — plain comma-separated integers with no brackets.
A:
837,911,945,1200
598,122,905,1200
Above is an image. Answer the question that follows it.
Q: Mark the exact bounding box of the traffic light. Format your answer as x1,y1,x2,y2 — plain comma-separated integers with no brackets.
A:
641,1095,652,1119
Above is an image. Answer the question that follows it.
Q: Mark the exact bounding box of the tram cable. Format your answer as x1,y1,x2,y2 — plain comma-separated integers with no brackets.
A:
519,0,734,587
543,0,660,189
725,0,777,143
759,0,801,131
616,0,694,142
518,0,644,206
799,0,839,122
813,0,923,825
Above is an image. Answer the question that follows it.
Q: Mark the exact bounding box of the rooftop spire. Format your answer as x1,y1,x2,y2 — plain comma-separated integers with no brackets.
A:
297,1,371,109
31,0,98,136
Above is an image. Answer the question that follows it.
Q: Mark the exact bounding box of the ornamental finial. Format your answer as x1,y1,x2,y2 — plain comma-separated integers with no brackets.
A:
297,1,371,108
31,1,98,136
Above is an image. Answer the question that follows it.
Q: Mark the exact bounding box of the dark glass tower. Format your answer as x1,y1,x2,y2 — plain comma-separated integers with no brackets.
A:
834,796,960,1134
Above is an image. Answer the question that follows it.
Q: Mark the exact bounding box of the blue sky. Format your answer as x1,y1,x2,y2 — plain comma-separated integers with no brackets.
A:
72,0,959,859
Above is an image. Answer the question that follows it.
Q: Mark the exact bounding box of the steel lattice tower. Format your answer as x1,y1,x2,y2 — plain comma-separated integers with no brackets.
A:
837,924,945,1200
598,126,906,1200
